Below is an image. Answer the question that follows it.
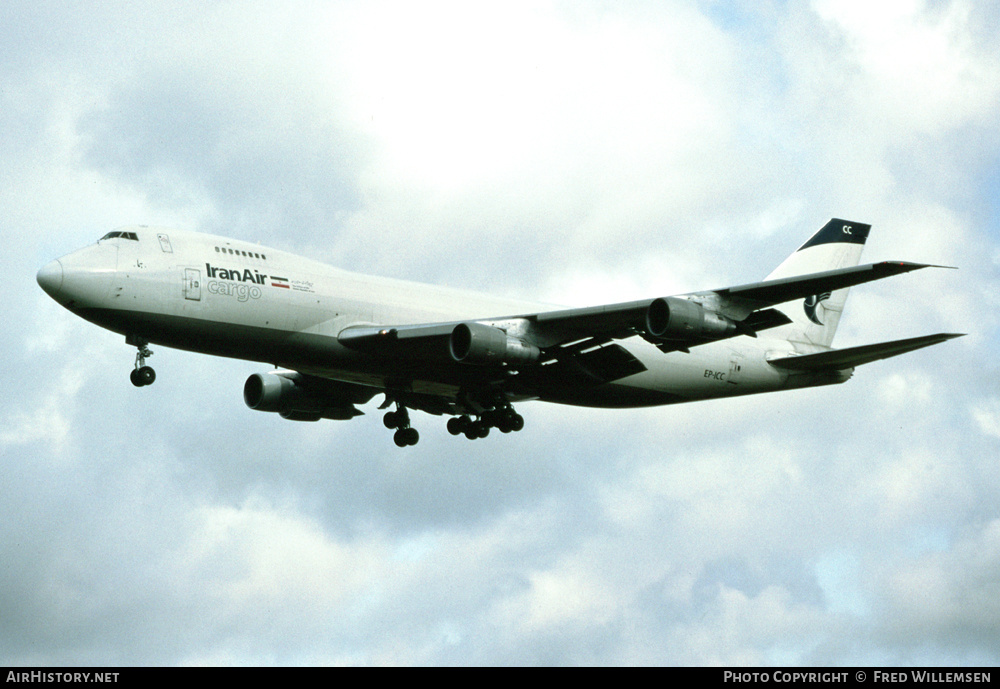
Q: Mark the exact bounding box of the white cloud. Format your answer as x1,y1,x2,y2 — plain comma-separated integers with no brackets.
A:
814,0,1000,135
875,519,1000,651
971,398,1000,439
876,371,934,411
332,2,729,192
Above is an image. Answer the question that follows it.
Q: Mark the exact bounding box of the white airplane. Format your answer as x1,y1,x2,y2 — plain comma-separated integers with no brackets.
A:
37,219,961,447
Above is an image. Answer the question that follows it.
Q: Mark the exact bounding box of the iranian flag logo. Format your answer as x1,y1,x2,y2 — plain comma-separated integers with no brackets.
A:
270,276,290,289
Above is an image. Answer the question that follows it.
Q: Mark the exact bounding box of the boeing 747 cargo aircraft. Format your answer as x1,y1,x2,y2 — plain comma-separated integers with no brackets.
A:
36,219,961,446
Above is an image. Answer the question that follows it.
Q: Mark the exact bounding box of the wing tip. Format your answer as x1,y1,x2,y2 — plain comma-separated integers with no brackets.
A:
875,261,959,271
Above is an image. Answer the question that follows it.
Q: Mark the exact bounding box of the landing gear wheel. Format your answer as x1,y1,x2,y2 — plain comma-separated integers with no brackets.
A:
137,366,155,386
498,409,524,432
465,421,490,440
131,366,155,387
394,427,419,447
447,416,467,436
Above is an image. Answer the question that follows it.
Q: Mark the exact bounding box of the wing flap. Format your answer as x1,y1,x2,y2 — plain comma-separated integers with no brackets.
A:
338,323,455,357
767,333,964,371
527,299,650,344
530,343,648,386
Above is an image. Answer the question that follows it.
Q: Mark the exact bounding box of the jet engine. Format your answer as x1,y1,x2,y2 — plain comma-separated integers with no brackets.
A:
449,322,540,365
243,371,368,421
645,297,737,341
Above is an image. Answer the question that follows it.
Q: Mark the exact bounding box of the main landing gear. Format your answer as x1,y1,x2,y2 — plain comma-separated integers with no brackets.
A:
129,338,156,387
382,399,525,447
446,406,524,440
384,404,419,447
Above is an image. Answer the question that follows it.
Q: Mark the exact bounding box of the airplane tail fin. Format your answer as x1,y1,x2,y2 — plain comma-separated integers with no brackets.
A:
764,218,872,349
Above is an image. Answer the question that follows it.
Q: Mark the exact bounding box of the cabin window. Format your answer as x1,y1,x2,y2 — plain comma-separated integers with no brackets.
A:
100,231,139,241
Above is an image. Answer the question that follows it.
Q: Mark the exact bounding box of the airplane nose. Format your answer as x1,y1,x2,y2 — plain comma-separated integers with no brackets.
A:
37,259,64,297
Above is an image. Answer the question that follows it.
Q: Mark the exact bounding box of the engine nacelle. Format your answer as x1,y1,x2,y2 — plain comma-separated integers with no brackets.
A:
645,297,737,340
449,322,540,365
279,410,323,422
244,372,366,421
244,371,298,412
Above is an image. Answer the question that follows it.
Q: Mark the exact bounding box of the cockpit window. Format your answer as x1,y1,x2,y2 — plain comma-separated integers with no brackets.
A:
100,231,139,241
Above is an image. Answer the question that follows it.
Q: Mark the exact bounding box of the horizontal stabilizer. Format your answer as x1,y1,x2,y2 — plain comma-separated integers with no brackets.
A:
768,333,964,371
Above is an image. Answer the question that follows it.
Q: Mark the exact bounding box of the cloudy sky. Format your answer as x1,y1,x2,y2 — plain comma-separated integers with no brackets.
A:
2,0,999,666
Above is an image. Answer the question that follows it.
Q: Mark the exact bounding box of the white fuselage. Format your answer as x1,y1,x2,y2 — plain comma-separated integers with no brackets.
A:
38,226,845,412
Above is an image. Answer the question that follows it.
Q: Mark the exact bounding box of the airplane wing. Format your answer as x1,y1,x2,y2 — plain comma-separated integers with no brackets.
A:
338,261,947,373
534,260,936,323
515,260,941,345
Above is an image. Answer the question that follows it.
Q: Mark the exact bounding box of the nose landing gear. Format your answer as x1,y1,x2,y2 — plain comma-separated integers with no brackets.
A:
129,338,155,387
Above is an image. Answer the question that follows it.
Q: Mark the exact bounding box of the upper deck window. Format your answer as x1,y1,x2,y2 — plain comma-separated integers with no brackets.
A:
213,246,267,260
